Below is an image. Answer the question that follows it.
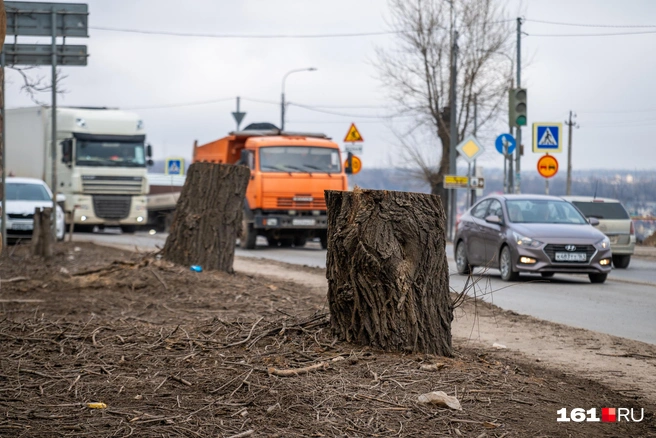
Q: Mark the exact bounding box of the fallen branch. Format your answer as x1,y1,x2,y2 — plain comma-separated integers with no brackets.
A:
0,299,45,303
268,361,328,377
0,276,30,283
226,430,254,438
170,375,192,386
149,268,168,290
224,317,263,348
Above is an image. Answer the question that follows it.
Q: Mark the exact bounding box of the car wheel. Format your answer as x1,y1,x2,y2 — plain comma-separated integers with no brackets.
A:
499,246,519,282
455,241,472,275
589,273,608,284
541,272,555,278
612,254,631,269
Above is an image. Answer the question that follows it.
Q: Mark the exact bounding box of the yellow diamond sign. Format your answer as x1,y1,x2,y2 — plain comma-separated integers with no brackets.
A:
455,135,484,163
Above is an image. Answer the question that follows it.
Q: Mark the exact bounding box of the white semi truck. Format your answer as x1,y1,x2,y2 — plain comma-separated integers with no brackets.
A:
6,107,152,232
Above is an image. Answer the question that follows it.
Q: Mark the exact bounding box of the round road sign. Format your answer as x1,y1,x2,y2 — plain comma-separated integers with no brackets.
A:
345,155,362,174
537,154,558,179
495,134,516,155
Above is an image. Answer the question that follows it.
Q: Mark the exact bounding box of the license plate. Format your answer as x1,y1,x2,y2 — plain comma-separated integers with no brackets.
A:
292,218,316,226
11,223,33,231
555,252,587,262
609,236,619,244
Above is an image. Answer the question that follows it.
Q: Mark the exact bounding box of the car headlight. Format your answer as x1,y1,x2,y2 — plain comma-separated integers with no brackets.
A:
596,236,611,250
513,232,543,248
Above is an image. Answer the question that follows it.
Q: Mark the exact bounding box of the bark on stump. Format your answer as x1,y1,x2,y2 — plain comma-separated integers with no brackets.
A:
31,207,53,258
163,163,250,273
325,188,452,356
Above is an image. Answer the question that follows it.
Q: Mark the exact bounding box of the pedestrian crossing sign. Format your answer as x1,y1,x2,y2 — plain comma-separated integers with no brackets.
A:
532,123,563,153
165,157,185,175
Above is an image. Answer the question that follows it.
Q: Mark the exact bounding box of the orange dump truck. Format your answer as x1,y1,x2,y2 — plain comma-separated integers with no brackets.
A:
193,126,348,249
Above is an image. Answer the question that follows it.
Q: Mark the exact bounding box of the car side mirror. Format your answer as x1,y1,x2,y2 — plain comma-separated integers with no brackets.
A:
146,144,153,158
485,214,503,225
589,217,600,226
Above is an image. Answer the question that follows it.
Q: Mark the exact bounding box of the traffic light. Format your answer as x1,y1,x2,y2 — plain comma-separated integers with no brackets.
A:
509,88,527,127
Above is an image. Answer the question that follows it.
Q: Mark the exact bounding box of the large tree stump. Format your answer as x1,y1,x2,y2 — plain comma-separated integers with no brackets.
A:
325,188,452,356
163,163,250,273
31,207,53,258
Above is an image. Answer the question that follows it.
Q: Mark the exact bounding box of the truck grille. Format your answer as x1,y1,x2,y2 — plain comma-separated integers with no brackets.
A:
82,176,143,194
276,196,326,209
92,195,131,219
543,244,596,263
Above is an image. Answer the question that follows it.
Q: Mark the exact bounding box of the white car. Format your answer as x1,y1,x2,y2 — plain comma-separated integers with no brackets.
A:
3,177,65,242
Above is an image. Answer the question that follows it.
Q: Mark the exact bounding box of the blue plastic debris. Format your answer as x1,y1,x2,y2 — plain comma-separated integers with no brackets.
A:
190,265,203,272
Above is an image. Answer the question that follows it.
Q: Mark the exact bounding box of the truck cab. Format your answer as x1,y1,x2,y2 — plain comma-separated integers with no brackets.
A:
193,128,347,249
6,107,152,233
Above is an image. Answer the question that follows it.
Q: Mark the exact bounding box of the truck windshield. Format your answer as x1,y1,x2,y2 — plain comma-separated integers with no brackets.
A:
76,140,146,167
260,146,341,174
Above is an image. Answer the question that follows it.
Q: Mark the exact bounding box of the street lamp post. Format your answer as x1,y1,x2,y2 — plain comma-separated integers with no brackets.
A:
281,67,317,131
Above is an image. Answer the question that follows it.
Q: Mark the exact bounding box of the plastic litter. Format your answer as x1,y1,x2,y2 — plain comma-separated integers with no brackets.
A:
190,265,203,272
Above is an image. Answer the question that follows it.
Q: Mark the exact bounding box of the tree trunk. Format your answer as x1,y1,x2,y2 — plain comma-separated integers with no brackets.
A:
31,207,53,258
163,163,250,273
325,188,452,356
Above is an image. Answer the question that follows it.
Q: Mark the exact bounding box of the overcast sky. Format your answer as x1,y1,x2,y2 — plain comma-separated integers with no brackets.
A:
5,0,656,176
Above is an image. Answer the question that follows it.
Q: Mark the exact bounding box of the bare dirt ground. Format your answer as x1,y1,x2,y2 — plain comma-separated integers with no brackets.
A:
0,242,654,437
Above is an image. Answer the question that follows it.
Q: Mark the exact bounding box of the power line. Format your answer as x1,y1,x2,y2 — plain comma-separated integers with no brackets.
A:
123,97,235,110
288,103,412,119
528,30,656,37
90,26,398,39
525,19,656,29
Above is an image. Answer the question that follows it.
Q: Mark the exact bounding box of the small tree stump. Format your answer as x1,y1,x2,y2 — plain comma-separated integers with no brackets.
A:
325,188,452,356
31,207,53,258
163,163,250,273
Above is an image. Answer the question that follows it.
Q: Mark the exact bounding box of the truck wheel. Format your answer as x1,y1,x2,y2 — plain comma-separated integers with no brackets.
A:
240,221,257,249
121,225,137,234
279,238,294,248
320,235,328,250
293,236,307,247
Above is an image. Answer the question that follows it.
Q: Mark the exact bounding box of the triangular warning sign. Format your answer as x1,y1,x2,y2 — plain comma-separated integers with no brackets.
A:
344,123,364,142
538,127,557,146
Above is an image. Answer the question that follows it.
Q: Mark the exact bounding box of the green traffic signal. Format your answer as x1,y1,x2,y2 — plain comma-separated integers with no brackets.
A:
508,88,527,128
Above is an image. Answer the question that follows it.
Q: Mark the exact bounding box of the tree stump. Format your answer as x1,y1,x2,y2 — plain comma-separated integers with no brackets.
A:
31,207,53,258
325,188,452,356
163,163,250,273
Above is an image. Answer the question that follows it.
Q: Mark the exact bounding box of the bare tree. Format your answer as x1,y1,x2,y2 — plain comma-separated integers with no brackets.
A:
376,0,513,201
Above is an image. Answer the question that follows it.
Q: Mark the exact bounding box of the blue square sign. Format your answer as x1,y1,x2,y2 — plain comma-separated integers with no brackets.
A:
165,158,184,175
532,123,563,153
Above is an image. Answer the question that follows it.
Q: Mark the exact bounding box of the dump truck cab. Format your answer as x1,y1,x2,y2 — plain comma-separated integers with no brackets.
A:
193,128,347,249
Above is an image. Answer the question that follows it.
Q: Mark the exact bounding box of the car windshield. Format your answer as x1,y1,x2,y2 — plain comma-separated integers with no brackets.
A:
506,199,587,224
571,201,630,220
260,146,341,173
6,183,51,201
76,140,146,167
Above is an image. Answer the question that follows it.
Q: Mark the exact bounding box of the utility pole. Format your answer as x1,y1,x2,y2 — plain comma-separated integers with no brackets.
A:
565,111,578,195
448,30,459,241
514,17,522,193
469,94,477,206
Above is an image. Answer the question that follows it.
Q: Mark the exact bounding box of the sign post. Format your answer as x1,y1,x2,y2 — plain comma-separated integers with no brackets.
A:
455,135,484,206
343,123,363,175
2,2,89,249
537,154,559,195
495,134,516,193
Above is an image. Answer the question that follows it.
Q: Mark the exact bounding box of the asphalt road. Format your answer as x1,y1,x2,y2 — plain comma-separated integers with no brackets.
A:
74,230,656,345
